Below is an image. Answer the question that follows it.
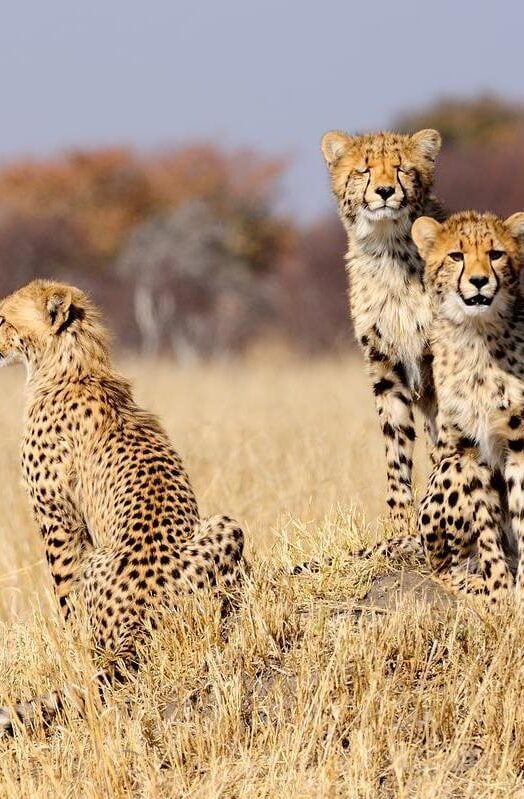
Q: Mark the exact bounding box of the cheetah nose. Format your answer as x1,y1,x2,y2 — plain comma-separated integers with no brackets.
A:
375,186,395,201
469,275,489,289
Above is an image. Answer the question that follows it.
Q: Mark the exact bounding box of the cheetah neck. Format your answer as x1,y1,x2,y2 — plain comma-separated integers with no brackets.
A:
347,212,413,258
25,326,112,396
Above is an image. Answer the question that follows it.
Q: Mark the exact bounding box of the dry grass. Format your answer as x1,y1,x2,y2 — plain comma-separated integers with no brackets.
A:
0,354,523,797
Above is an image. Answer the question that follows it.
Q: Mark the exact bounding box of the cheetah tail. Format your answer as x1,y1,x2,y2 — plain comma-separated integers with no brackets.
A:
290,534,424,575
0,670,109,737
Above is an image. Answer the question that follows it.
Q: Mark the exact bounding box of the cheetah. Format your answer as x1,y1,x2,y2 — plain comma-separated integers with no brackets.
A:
321,128,444,530
0,280,245,734
411,210,524,602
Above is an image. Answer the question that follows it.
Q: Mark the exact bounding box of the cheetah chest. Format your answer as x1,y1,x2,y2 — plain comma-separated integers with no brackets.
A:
437,343,523,466
349,252,433,392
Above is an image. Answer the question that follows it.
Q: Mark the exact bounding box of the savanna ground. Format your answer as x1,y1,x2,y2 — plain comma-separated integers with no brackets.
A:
0,353,524,798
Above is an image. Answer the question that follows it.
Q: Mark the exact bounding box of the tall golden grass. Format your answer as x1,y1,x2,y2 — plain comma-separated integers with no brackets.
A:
0,354,523,798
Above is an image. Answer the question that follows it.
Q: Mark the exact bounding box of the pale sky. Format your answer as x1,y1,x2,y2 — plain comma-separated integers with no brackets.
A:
0,0,522,220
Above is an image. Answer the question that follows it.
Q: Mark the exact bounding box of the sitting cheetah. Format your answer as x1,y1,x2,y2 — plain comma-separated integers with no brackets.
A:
321,128,444,530
0,280,245,734
293,211,518,598
411,210,524,601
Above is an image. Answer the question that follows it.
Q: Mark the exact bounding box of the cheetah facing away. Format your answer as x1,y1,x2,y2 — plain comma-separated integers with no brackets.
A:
412,210,524,602
321,128,444,531
0,280,245,734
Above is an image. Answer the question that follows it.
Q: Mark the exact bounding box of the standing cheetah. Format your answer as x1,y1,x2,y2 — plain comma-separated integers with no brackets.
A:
321,128,444,530
0,280,245,733
412,210,524,602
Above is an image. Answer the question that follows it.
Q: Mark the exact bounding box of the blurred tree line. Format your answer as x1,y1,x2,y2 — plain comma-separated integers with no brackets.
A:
395,95,524,217
0,144,349,356
0,95,522,357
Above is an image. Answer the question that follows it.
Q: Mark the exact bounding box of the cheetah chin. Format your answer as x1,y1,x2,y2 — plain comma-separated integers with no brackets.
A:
459,295,495,317
441,291,498,323
363,206,405,221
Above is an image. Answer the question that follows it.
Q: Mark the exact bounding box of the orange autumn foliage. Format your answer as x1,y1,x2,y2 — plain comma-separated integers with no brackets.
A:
0,145,286,259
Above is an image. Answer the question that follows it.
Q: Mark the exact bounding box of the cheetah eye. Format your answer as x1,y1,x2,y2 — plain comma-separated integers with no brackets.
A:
354,167,370,175
448,252,464,263
0,317,4,327
488,249,505,261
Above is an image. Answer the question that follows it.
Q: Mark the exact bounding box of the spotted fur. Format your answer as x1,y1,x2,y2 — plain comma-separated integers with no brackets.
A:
0,280,245,734
411,210,524,602
321,128,443,530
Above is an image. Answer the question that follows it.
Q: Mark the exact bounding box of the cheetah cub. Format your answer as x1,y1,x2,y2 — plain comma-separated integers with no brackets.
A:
321,128,443,530
0,280,245,734
412,211,524,602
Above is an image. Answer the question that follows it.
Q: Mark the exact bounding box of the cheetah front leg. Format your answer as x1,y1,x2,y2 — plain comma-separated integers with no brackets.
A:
366,353,416,533
469,486,512,603
418,424,474,572
505,441,524,598
36,512,94,619
418,425,512,602
418,458,455,571
446,457,510,603
419,462,511,603
417,352,439,466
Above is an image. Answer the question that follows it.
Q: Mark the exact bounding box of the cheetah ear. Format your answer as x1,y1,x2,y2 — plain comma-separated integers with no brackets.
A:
321,131,352,167
505,212,524,264
45,287,72,333
411,217,443,260
411,129,442,163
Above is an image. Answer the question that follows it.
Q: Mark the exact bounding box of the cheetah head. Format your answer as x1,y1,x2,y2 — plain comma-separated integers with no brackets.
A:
321,128,441,236
412,211,524,322
0,280,99,370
